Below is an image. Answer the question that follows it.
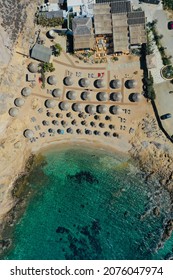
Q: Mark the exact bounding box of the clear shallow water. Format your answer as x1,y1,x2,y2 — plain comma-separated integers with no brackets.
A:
5,147,173,260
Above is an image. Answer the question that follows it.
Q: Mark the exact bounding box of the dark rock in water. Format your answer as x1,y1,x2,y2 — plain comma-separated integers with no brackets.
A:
0,239,11,251
164,252,173,260
56,227,70,234
161,219,173,242
80,204,85,208
124,211,129,218
91,220,101,234
68,171,99,185
153,207,160,217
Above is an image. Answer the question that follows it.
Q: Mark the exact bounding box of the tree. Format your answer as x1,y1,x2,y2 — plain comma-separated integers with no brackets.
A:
53,43,62,57
41,62,55,73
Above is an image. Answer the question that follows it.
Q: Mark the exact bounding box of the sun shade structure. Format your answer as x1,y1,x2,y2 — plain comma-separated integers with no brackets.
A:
110,79,121,89
67,127,73,134
95,79,106,88
111,92,122,101
52,88,62,98
131,93,142,102
30,43,52,63
81,91,90,100
48,75,57,85
28,62,39,73
79,78,90,88
14,98,25,107
24,129,34,139
126,79,137,89
9,107,19,117
66,91,76,100
59,101,70,111
21,87,31,97
42,120,50,126
72,103,83,112
45,99,56,108
110,105,122,115
97,105,108,114
64,76,74,86
72,17,94,50
48,29,56,39
97,92,109,101
85,105,96,115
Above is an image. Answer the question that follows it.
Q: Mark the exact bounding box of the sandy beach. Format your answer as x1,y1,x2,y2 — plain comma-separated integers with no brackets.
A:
1,0,173,256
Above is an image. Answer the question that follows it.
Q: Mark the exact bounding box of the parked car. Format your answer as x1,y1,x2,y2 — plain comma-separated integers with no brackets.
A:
160,113,172,120
168,21,173,30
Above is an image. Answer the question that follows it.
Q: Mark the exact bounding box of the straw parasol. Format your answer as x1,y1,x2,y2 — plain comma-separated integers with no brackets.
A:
94,79,106,88
42,120,50,126
28,62,38,73
111,92,122,102
64,76,74,86
48,128,55,133
81,91,90,101
94,130,100,136
131,93,142,102
45,99,56,108
85,129,92,135
90,121,96,127
52,120,59,125
21,87,31,97
24,129,34,139
52,88,62,98
97,105,107,114
99,122,105,128
79,78,90,88
72,103,83,112
110,105,122,115
56,113,63,118
14,98,25,107
97,92,109,101
85,105,96,115
48,75,57,85
66,112,72,118
76,129,83,134
125,79,137,89
59,101,70,111
67,127,73,134
110,79,121,89
104,131,110,137
9,107,19,117
66,90,76,100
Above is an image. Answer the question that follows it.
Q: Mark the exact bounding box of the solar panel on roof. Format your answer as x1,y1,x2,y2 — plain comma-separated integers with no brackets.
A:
111,1,131,13
96,0,127,3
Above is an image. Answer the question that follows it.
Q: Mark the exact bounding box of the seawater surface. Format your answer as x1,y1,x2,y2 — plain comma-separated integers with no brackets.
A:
5,146,173,260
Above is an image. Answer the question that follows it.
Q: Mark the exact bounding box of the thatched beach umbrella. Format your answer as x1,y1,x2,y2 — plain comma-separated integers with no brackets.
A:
72,103,83,112
66,112,72,118
64,76,74,86
42,120,50,126
21,87,31,97
67,127,73,134
45,99,56,108
131,93,142,102
94,115,100,120
28,62,38,73
52,120,59,125
125,79,137,89
81,91,90,101
48,75,57,85
110,79,121,89
99,122,105,128
110,105,122,115
79,78,90,88
104,131,110,137
9,107,19,117
56,113,63,118
85,129,92,135
71,119,77,126
61,120,68,127
94,79,106,88
24,129,34,139
67,90,76,100
48,29,56,39
48,128,55,133
94,130,100,136
85,105,96,115
76,129,83,134
111,92,122,102
97,105,107,114
59,101,70,111
97,92,109,101
52,88,62,98
14,98,25,107
90,121,96,127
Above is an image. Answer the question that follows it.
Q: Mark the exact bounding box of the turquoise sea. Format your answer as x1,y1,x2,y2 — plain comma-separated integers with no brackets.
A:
4,147,173,260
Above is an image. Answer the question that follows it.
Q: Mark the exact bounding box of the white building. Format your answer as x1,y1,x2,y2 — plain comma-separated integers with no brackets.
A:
67,0,95,17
